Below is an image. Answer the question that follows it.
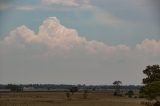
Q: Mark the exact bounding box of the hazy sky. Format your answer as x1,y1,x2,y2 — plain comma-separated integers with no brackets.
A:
0,0,160,85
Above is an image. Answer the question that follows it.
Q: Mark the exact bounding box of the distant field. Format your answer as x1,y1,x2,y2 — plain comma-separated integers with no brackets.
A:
0,92,144,106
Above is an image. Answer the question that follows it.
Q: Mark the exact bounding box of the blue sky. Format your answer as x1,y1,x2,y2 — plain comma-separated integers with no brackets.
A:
0,0,160,84
0,0,159,46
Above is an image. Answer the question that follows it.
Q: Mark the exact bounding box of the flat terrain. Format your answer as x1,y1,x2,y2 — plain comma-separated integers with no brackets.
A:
0,92,144,106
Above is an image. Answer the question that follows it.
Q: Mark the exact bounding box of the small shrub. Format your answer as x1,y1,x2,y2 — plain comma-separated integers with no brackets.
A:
154,101,160,106
113,91,118,96
70,86,78,95
114,91,122,96
139,94,145,98
134,96,137,98
141,101,153,106
83,90,88,99
66,92,71,100
126,90,134,98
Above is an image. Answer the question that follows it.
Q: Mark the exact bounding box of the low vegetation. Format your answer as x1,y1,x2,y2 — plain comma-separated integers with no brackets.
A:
0,91,144,106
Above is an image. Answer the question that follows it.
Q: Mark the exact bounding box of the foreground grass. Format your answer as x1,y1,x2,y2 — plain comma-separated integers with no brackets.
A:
0,92,144,106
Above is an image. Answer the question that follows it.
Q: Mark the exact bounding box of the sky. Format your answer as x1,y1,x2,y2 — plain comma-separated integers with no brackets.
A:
0,0,160,85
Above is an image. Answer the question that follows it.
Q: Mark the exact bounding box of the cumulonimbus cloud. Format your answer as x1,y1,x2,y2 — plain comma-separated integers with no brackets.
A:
1,16,160,58
0,16,160,85
1,17,130,56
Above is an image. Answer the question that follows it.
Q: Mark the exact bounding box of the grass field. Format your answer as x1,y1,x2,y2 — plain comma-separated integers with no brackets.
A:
0,92,144,106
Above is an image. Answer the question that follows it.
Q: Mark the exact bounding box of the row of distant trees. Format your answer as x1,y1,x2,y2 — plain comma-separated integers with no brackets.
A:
2,84,141,92
5,84,23,92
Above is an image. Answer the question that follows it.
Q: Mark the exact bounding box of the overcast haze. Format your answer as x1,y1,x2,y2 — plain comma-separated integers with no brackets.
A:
0,0,160,85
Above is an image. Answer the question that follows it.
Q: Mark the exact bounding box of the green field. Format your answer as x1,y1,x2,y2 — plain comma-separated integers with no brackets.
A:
0,92,144,106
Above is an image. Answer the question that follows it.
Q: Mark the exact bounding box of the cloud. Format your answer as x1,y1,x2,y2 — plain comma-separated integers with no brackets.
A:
2,17,130,56
16,6,34,11
0,17,160,84
41,0,90,7
93,8,126,27
2,16,160,57
42,0,79,7
0,3,10,10
136,39,160,56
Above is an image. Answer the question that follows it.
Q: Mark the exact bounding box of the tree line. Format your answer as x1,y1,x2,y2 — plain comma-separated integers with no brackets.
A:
0,84,141,92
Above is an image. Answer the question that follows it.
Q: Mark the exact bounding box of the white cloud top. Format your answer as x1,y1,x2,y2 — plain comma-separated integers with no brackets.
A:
2,17,130,55
2,16,160,57
41,0,90,7
136,39,160,56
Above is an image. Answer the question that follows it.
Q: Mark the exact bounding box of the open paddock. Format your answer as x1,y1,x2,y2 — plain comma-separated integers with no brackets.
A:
0,91,144,106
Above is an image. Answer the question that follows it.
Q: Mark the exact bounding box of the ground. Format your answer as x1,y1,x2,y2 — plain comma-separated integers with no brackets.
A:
0,92,144,106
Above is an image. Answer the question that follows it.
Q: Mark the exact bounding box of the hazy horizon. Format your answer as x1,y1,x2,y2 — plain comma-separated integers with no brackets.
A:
0,0,160,85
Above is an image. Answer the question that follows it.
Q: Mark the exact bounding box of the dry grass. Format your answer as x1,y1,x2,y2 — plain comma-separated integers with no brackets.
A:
0,92,144,106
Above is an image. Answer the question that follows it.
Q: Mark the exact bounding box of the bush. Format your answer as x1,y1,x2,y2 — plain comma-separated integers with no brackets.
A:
70,86,78,95
154,101,160,106
113,91,122,96
134,96,137,98
113,91,118,96
83,90,88,99
66,92,71,100
139,94,145,98
126,90,134,98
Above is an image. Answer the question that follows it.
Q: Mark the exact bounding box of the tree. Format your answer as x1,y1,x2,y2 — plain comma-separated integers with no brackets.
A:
113,81,122,96
126,90,134,98
70,86,78,95
142,65,160,106
6,84,23,92
143,65,160,84
143,81,160,102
